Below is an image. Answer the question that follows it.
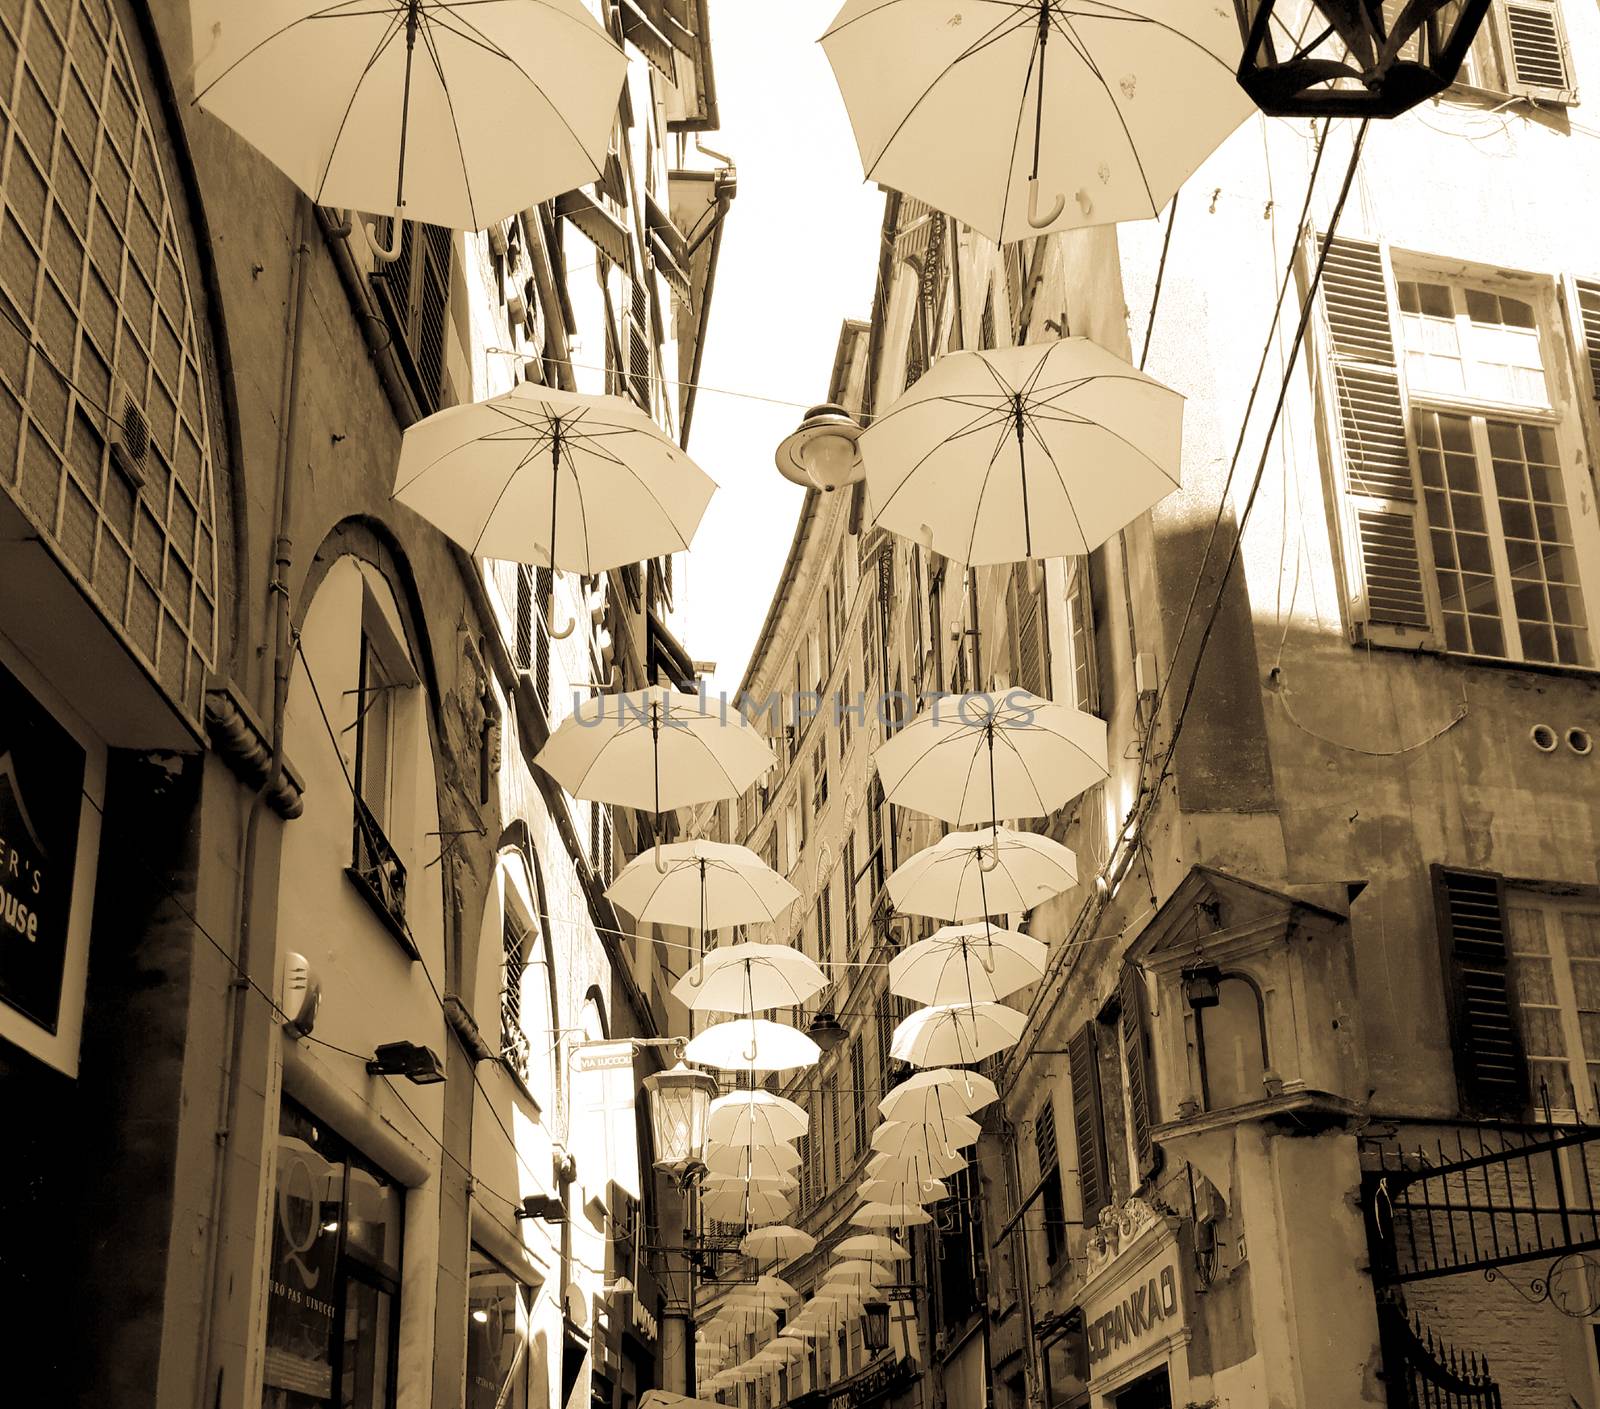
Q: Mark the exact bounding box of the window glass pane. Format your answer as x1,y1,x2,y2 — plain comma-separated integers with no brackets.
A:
340,1278,394,1409
467,1251,529,1409
1509,904,1576,1112
344,1161,403,1273
358,637,393,830
1415,410,1506,658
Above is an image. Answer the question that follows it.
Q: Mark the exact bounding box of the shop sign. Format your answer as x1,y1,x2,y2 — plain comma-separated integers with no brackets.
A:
0,661,85,1034
1085,1247,1182,1372
632,1297,658,1342
791,1354,917,1409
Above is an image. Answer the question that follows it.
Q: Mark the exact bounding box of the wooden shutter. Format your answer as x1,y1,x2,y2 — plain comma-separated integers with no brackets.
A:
1065,558,1098,714
1433,865,1530,1116
1497,0,1576,101
830,1075,842,1180
1567,278,1600,426
1034,1099,1067,1263
876,988,893,1077
1012,566,1048,698
1316,235,1435,642
515,565,534,670
1067,1022,1110,1223
535,565,552,709
851,1038,868,1150
1119,967,1158,1180
844,835,860,956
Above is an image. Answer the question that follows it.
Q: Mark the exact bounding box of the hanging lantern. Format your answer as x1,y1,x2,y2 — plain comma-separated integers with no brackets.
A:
1233,0,1493,117
775,404,865,494
861,1300,892,1354
643,1061,719,1171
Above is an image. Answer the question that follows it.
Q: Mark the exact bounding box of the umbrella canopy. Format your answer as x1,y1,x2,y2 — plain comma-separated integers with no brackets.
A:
826,1260,891,1286
685,1018,821,1074
607,840,801,930
537,686,775,814
724,1275,800,1306
820,0,1250,244
852,1202,934,1228
863,340,1183,565
871,1114,982,1154
833,1234,911,1263
891,1001,1029,1066
879,1067,1000,1123
873,690,1108,827
706,1091,809,1145
867,1147,968,1180
192,0,627,229
887,826,1077,920
672,944,828,1015
860,1176,949,1204
641,1394,728,1409
706,1145,802,1178
702,1173,798,1198
702,1188,792,1224
889,924,1049,1005
396,386,716,577
741,1225,817,1261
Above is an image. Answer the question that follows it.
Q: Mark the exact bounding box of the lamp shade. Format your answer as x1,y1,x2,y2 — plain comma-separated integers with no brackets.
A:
862,1300,891,1354
643,1062,719,1169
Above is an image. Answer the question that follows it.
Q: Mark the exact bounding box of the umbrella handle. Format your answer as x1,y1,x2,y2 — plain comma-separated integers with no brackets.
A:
654,837,670,873
1027,178,1065,230
358,209,405,265
548,606,576,640
979,844,1001,873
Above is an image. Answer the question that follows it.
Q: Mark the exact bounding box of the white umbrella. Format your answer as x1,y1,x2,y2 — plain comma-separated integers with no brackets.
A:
852,1202,933,1229
825,1260,891,1287
867,1147,968,1180
607,840,801,930
672,943,829,1015
833,1234,910,1263
706,1090,809,1146
887,826,1077,920
707,1145,802,1178
641,1394,727,1409
880,1068,1000,1123
703,1173,798,1197
399,388,717,594
873,691,1107,828
861,1176,948,1204
820,0,1251,243
725,1275,800,1306
872,1114,982,1154
741,1225,817,1261
685,1019,821,1075
889,924,1048,1006
863,340,1183,565
891,1001,1028,1066
702,1188,792,1224
192,0,627,230
537,686,775,817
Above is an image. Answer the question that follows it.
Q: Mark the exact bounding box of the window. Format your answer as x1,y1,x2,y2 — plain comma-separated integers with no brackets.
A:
1457,0,1576,102
352,631,409,938
1064,557,1097,714
811,743,828,816
1508,891,1600,1120
830,1072,842,1181
1034,1099,1068,1265
1011,564,1050,698
1315,237,1600,667
514,565,553,716
1194,975,1268,1112
264,1100,403,1409
850,1037,868,1152
466,1248,531,1409
866,777,887,893
844,834,861,958
837,671,853,756
372,221,454,412
817,879,834,979
1119,969,1158,1180
500,912,530,1084
1067,1021,1110,1224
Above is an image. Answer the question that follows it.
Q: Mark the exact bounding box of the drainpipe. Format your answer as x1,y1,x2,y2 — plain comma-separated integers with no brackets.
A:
196,192,313,1409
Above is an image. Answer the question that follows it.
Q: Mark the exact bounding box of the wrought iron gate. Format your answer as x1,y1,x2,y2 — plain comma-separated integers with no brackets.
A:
1376,1301,1502,1409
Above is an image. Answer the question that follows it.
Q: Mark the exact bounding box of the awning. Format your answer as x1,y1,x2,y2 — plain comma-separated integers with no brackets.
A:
619,0,676,81
554,187,630,268
647,610,697,691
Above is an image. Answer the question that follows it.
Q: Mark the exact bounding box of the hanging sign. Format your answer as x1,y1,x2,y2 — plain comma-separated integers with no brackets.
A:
0,660,85,1034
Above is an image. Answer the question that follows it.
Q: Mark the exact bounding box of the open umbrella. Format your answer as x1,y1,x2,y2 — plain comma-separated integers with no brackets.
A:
707,1146,802,1178
702,1188,792,1224
641,1392,728,1409
741,1225,817,1262
852,1202,933,1229
863,340,1183,565
879,1068,1000,1123
671,944,829,1014
872,1114,982,1154
833,1234,911,1263
703,1174,798,1198
820,0,1251,244
867,1147,968,1180
891,1001,1028,1066
398,387,717,604
685,1018,821,1075
192,0,627,231
873,690,1107,829
860,1176,949,1205
607,840,800,931
889,924,1048,1006
888,826,1077,921
706,1090,809,1146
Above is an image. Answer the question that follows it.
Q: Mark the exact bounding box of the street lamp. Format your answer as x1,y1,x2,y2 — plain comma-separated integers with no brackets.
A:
775,404,865,494
644,1061,719,1177
861,1300,891,1354
1233,0,1493,117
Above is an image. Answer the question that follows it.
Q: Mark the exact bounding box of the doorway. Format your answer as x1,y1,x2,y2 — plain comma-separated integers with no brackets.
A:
1112,1367,1171,1409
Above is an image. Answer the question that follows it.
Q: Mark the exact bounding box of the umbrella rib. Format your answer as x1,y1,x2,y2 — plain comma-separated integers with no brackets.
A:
1053,1,1242,73
996,24,1041,243
1047,13,1157,216
465,438,551,559
306,7,411,208
415,15,482,231
871,399,1004,527
962,409,1017,566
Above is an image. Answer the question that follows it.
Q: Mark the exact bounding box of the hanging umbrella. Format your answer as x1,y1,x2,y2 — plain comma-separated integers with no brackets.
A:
867,1147,967,1180
860,1176,948,1205
863,340,1183,565
724,1275,801,1308
706,1090,809,1146
399,392,717,623
766,1335,808,1362
685,1018,821,1074
537,686,775,826
852,1203,933,1229
192,0,627,231
608,840,801,930
873,691,1107,828
891,1001,1028,1066
641,1394,728,1409
703,1173,798,1198
825,1260,890,1287
741,1225,817,1262
872,1114,982,1155
833,1234,911,1263
707,1145,802,1178
702,1188,792,1224
887,826,1077,920
879,1068,1000,1123
819,0,1251,244
672,944,828,1014
889,924,1048,1006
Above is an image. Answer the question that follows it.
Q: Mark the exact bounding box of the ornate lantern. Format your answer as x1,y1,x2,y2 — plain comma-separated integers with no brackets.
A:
643,1061,718,1172
862,1300,892,1354
1234,0,1493,116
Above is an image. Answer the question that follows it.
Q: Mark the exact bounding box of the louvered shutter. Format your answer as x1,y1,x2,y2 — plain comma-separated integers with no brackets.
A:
830,1075,842,1180
851,1038,867,1150
1497,0,1576,101
1316,235,1436,644
1034,1099,1067,1263
1433,864,1530,1116
844,835,860,956
1067,1022,1110,1223
1013,567,1049,699
1119,967,1158,1179
515,565,534,671
1066,558,1098,714
876,988,893,1078
1566,278,1600,431
535,565,552,711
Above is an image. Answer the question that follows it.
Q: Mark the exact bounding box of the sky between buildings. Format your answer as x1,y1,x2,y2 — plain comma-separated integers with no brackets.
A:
677,0,884,697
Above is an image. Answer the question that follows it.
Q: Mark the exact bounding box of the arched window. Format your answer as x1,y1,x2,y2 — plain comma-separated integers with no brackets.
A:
1196,974,1270,1110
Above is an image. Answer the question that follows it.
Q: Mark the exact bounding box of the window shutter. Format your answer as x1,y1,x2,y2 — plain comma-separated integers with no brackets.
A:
1316,235,1435,641
1034,1098,1067,1263
876,987,893,1079
515,565,534,671
1568,278,1600,424
1119,967,1158,1180
1012,565,1049,699
844,835,860,956
1498,0,1576,101
830,1075,842,1181
851,1038,867,1150
535,565,552,709
1066,558,1098,714
1433,864,1529,1116
1067,1022,1110,1223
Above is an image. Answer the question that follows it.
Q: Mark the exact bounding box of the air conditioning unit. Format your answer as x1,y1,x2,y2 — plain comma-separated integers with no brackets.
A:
107,383,149,489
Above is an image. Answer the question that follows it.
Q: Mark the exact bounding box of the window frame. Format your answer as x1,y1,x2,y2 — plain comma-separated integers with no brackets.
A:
1505,886,1600,1123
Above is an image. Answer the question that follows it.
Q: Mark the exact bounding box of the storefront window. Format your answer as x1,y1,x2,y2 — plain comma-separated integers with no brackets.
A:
263,1101,403,1409
466,1248,531,1409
